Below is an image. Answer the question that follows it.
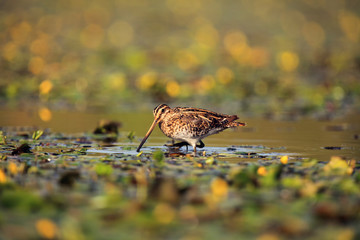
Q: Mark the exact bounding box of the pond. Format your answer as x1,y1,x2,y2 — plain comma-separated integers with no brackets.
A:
1,108,359,162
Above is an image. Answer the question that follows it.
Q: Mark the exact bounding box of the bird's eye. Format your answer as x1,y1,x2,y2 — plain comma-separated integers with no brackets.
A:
161,109,165,113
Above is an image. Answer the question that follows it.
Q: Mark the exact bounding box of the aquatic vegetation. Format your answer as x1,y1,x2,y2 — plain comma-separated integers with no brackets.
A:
0,128,359,239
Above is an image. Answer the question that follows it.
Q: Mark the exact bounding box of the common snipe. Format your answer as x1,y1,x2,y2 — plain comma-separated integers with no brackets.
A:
136,104,246,153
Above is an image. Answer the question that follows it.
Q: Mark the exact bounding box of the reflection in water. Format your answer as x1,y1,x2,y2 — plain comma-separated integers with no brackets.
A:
0,108,359,161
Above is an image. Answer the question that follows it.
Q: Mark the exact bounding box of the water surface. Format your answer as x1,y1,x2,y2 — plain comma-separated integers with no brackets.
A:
1,108,359,161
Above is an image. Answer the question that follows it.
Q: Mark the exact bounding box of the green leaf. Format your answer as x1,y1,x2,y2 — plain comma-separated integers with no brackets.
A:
32,130,44,140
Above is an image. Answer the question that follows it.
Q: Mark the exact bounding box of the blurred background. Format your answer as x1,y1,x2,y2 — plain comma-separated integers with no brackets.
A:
1,0,359,120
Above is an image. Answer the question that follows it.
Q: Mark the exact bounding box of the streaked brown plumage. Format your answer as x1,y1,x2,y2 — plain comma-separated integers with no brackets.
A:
137,104,246,153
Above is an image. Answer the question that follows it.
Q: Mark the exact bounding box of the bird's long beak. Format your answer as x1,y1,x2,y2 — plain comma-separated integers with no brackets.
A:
136,118,158,152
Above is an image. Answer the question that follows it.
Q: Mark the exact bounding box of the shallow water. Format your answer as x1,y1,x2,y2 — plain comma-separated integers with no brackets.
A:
1,108,359,161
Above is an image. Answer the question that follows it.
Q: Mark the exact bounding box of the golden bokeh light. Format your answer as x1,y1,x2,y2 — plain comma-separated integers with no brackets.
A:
137,71,157,90
302,21,325,48
0,169,6,183
195,23,219,48
38,107,52,122
339,10,360,42
10,21,32,45
106,72,127,91
224,31,248,57
280,156,289,165
35,219,58,239
30,34,51,57
166,80,180,97
211,177,228,199
197,75,216,94
80,24,104,49
216,67,234,85
257,166,267,176
8,162,18,175
2,42,18,61
277,51,299,72
39,80,53,95
28,56,45,75
176,50,199,71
